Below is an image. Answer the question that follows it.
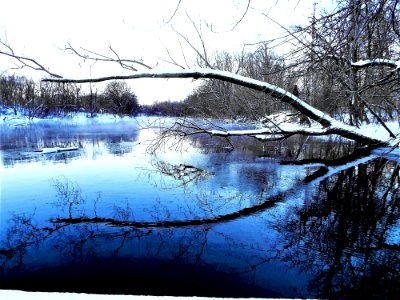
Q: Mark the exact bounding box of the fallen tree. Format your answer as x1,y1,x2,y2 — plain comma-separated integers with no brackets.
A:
42,64,399,146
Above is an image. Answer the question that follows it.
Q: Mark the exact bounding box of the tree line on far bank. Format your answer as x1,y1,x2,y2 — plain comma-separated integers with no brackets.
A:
0,72,198,118
0,75,139,118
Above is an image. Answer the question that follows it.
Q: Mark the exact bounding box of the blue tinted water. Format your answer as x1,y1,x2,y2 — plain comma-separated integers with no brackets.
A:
1,116,399,298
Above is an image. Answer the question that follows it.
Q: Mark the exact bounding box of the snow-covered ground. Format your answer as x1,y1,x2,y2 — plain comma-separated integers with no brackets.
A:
0,290,199,300
2,106,400,150
208,111,400,146
0,107,135,126
354,120,400,143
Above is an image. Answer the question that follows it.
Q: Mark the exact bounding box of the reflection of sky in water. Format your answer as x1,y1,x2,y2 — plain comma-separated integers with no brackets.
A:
1,118,307,227
0,117,312,296
1,117,399,298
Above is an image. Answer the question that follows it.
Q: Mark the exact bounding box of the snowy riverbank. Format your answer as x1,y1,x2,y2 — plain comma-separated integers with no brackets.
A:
0,108,136,127
1,106,400,146
0,290,196,300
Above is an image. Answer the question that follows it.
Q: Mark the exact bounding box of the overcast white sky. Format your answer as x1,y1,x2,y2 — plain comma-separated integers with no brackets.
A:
0,0,324,105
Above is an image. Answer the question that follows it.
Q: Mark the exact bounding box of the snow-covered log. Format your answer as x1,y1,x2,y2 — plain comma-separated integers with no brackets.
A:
43,68,393,146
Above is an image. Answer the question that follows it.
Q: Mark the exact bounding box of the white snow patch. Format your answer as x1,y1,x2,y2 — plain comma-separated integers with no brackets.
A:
356,120,400,143
207,110,400,144
0,290,161,300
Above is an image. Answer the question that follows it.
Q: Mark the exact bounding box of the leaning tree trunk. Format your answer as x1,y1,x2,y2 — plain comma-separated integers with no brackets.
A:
43,68,395,146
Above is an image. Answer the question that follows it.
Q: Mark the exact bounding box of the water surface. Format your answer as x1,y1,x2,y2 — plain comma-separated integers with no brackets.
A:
1,116,399,298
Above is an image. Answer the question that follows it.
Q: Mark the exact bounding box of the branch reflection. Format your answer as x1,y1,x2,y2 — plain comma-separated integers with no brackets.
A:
1,146,399,298
274,158,400,298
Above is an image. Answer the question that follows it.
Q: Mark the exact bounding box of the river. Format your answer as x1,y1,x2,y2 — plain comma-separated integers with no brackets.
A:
1,116,399,298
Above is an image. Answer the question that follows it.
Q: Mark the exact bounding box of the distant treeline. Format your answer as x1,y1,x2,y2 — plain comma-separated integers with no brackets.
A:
0,73,206,118
0,75,139,117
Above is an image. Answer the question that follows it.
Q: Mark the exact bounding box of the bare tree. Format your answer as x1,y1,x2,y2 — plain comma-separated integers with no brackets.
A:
103,81,139,115
292,0,400,125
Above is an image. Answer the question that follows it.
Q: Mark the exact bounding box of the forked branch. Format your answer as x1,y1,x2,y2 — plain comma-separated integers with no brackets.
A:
65,43,154,71
0,40,62,78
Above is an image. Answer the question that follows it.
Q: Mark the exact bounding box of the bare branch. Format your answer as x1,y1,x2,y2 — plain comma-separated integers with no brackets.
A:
359,96,396,138
0,40,62,78
391,0,400,38
205,0,251,33
161,41,186,69
164,0,183,24
64,43,154,71
186,13,209,66
229,0,252,31
171,14,214,69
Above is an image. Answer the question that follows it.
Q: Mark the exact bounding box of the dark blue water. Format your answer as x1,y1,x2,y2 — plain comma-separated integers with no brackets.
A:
1,116,399,298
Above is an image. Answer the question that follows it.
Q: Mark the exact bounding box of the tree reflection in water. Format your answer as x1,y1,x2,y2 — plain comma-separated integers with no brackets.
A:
0,209,270,296
0,141,400,298
276,157,400,299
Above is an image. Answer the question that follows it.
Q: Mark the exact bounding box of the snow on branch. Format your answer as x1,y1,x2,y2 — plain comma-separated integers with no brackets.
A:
43,68,388,145
351,58,400,70
209,127,328,138
208,123,392,146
